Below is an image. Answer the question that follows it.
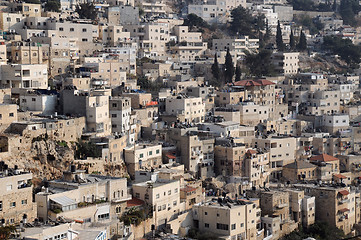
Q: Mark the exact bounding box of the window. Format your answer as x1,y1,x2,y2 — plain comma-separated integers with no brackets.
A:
205,212,208,215
156,149,160,154
231,223,236,230
175,188,178,193
59,27,64,31
216,223,229,230
10,202,16,208
0,201,2,211
149,151,152,156
6,185,12,191
21,199,27,205
70,28,74,32
156,194,160,199
82,38,88,42
139,153,144,158
82,28,87,32
9,113,14,117
168,190,171,195
173,200,177,206
205,223,209,228
135,193,140,198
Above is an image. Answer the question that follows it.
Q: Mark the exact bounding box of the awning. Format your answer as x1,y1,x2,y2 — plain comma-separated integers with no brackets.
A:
51,196,76,207
339,208,350,213
338,190,350,196
334,174,347,179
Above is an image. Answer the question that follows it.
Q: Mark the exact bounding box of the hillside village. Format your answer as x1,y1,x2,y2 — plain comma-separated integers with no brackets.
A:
1,0,361,239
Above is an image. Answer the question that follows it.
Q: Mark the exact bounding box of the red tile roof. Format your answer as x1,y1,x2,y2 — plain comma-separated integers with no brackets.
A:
333,173,347,179
339,208,350,213
234,79,275,86
166,153,176,159
246,149,257,155
338,190,350,196
181,186,197,193
309,153,339,162
127,198,145,207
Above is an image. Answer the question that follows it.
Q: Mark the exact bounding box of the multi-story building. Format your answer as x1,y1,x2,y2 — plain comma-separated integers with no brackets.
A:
294,184,360,235
35,168,130,223
132,179,181,229
109,97,131,135
253,135,297,180
0,64,48,89
188,0,247,23
165,95,205,123
124,143,162,179
212,37,259,54
271,52,299,75
0,168,37,225
192,198,262,240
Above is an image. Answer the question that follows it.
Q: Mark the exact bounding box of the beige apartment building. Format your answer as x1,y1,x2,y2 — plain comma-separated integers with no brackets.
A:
192,198,261,240
35,170,130,223
169,128,215,178
9,41,49,65
231,102,270,126
287,190,316,227
8,2,41,17
215,91,245,106
124,143,162,179
165,95,205,123
282,161,317,183
253,136,297,180
271,52,299,75
109,97,131,135
213,36,259,54
0,64,48,89
132,179,181,229
294,184,359,235
0,104,17,131
86,94,111,137
188,0,246,23
0,169,37,225
214,143,246,176
244,149,270,188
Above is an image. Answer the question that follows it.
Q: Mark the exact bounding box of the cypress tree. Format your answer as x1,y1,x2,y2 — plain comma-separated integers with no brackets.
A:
224,48,235,83
276,21,284,51
297,30,307,51
211,53,220,80
290,30,295,50
235,65,241,82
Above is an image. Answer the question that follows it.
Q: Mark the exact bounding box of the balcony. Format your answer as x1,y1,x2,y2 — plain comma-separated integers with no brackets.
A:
276,203,288,209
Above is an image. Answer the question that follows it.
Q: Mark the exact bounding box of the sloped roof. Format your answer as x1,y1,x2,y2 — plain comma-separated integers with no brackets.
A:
234,79,275,86
283,161,316,169
127,198,145,207
51,196,76,207
333,173,347,179
309,154,339,162
338,190,350,196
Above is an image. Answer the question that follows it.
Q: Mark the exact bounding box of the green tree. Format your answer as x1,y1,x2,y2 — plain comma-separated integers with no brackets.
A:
230,6,255,37
76,3,97,20
332,0,337,11
245,50,275,77
45,0,61,12
289,30,295,50
211,53,221,82
183,13,209,31
276,21,285,51
24,0,40,3
75,139,102,159
0,225,17,240
323,35,361,68
235,65,241,82
224,48,234,83
282,222,345,240
339,0,360,26
297,30,307,51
